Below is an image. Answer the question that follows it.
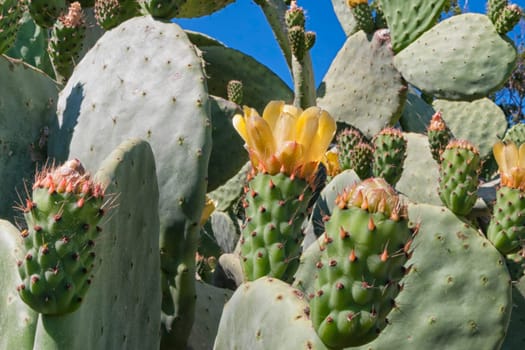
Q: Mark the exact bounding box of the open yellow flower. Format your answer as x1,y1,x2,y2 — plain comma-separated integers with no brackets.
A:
493,141,525,191
233,101,336,182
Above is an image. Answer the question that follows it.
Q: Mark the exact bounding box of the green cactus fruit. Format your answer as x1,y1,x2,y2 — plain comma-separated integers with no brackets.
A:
28,0,68,28
488,186,525,255
226,80,243,105
310,178,413,348
17,159,107,315
349,142,374,180
144,0,184,19
504,123,525,146
288,25,306,61
487,0,508,23
349,2,375,33
305,31,316,50
495,4,522,34
239,171,313,282
285,4,305,28
48,2,86,83
438,139,481,216
94,0,140,30
372,128,407,186
427,111,453,163
0,0,24,54
337,126,366,169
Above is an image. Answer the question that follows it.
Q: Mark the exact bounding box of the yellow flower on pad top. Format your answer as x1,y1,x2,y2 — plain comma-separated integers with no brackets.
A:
493,141,525,191
233,101,336,182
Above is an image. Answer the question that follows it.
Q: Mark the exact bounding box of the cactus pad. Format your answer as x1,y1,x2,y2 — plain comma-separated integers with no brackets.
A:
317,30,407,138
394,14,517,100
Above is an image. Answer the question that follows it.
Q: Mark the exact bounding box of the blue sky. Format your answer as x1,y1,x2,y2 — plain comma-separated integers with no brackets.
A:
174,0,525,89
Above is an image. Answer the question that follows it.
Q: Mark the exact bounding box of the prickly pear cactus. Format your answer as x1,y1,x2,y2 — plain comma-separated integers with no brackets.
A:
16,159,105,315
427,111,453,163
438,140,481,216
372,127,407,186
310,178,413,348
94,0,141,30
28,0,68,28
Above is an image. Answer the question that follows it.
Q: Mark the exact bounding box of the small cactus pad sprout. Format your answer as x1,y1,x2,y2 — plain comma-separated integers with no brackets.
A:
48,2,86,83
310,178,412,348
427,111,453,163
16,159,107,315
494,4,522,34
347,0,375,33
488,142,525,254
438,139,481,216
226,80,243,105
372,127,407,186
233,101,336,282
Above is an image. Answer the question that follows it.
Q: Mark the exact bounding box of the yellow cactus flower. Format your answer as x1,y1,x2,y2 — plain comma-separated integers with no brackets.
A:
233,101,336,182
493,141,525,191
348,0,368,8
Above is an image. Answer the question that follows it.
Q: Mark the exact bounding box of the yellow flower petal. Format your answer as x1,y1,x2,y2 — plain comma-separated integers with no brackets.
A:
246,114,276,160
296,107,321,148
232,114,249,144
273,111,299,146
304,110,336,163
199,196,216,226
262,100,284,131
277,141,304,174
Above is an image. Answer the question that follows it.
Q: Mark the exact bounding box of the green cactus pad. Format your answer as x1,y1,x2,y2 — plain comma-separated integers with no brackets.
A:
351,203,512,350
331,0,359,36
240,172,313,282
174,0,235,18
94,0,141,30
197,44,293,112
6,11,54,77
0,56,58,220
349,3,374,33
501,276,525,349
213,277,327,349
47,16,211,348
188,280,233,350
433,98,507,159
0,221,38,349
208,161,250,213
379,0,447,53
394,14,517,101
438,140,481,216
396,133,441,205
207,96,247,192
398,88,435,134
317,30,407,138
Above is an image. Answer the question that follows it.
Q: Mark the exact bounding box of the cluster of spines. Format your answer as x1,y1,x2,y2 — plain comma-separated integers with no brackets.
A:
438,139,481,216
48,2,86,83
239,169,313,282
94,0,141,30
372,127,407,186
16,159,107,315
310,178,413,348
0,0,24,54
427,111,454,163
